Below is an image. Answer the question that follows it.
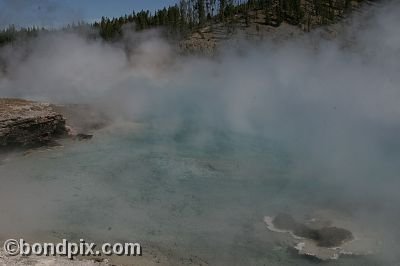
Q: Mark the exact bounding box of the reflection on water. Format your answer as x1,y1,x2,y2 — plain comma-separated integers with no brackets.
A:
0,125,396,265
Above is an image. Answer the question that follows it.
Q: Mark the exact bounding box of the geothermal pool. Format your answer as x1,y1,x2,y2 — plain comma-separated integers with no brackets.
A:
0,124,398,265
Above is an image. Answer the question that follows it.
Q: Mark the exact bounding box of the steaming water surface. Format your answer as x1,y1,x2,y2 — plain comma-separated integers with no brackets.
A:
1,1,400,264
0,124,397,265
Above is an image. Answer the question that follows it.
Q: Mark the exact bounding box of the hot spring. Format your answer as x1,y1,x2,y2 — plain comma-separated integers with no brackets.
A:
1,1,400,264
0,120,399,265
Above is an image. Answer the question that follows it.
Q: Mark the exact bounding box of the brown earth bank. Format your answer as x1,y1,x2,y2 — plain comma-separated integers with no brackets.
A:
0,98,109,150
0,99,67,148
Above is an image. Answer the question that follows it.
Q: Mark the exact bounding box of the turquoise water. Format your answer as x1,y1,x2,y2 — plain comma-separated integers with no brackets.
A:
0,125,396,265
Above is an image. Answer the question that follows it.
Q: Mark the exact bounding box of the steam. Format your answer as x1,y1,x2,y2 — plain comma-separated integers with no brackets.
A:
0,0,400,263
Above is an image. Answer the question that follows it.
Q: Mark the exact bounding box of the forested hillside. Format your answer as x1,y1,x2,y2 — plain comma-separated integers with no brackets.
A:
0,0,369,46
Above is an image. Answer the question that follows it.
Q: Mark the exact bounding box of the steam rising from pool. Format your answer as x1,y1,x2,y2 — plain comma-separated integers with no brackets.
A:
0,1,400,264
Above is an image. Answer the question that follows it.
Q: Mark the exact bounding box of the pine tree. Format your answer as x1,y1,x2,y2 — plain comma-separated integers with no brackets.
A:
220,0,227,21
197,0,206,25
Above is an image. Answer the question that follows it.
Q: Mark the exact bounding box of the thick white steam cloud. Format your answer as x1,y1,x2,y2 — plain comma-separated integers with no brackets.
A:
0,0,400,262
0,0,399,204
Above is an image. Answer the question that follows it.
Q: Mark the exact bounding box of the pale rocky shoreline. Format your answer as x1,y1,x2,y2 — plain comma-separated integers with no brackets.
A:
0,245,200,266
0,248,111,266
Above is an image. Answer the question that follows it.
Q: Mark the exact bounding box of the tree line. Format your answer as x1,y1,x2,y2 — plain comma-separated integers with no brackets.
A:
93,0,356,39
0,0,358,45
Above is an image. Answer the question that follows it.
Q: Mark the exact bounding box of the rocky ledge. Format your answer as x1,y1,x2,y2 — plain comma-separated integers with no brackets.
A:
0,98,67,147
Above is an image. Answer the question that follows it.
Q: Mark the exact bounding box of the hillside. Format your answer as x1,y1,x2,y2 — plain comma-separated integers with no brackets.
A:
180,0,381,55
0,0,378,48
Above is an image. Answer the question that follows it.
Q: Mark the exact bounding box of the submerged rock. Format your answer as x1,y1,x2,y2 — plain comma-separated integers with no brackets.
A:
315,226,353,248
74,133,94,141
272,213,298,231
52,104,110,133
272,213,353,247
264,213,374,261
0,98,67,147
